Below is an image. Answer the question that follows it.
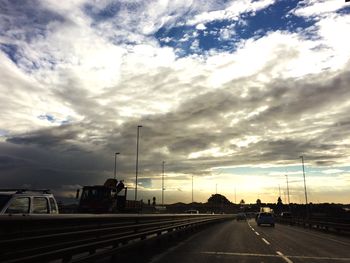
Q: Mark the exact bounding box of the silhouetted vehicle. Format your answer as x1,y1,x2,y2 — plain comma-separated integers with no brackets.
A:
280,211,294,225
257,212,275,227
77,179,142,213
0,189,59,214
280,211,292,218
236,212,247,221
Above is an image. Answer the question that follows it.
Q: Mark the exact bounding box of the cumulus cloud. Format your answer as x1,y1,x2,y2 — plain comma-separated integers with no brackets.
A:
292,0,347,18
0,0,350,203
186,0,276,26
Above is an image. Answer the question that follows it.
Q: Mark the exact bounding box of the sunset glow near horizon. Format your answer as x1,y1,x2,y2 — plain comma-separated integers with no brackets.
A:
1,0,350,204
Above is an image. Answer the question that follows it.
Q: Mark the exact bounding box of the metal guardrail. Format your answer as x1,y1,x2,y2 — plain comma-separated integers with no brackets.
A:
276,217,350,235
0,213,232,263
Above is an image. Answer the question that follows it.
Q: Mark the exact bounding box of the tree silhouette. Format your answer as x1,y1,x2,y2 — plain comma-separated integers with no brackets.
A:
256,199,262,206
208,194,231,205
277,197,283,206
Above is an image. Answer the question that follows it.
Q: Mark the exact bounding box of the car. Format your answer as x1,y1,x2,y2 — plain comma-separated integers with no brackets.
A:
236,212,247,221
280,211,294,225
256,212,275,227
0,189,59,215
280,211,292,218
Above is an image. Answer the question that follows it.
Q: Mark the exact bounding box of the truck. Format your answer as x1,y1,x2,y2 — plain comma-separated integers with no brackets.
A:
77,178,142,213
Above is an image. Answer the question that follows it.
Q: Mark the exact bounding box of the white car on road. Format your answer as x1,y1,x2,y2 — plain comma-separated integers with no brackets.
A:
0,189,59,215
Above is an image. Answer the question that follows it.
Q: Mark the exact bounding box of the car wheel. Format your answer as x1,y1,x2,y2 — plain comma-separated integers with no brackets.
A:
257,223,260,226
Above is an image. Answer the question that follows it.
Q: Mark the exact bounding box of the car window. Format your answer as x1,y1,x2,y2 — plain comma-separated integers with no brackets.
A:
5,197,30,214
49,197,58,214
260,213,272,217
0,195,11,210
33,197,49,214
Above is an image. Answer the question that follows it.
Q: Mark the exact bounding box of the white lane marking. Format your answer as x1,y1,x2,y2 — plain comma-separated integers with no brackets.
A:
201,251,350,261
277,251,294,263
201,251,280,258
262,238,270,245
288,255,350,261
254,231,260,236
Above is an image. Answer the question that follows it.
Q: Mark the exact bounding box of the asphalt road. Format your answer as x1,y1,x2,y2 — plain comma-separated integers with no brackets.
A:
149,219,350,263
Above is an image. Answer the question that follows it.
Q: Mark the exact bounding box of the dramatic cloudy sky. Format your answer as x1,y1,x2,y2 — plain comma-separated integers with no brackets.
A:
1,0,350,204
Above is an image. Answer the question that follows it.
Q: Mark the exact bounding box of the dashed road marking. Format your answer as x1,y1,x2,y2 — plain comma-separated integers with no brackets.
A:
201,251,281,258
277,251,294,263
262,238,270,245
254,231,260,236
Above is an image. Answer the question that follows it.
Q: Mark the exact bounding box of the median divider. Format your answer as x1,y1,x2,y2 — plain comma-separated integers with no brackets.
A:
276,217,350,235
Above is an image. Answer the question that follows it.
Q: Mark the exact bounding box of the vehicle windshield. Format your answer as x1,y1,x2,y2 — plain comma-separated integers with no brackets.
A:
0,195,11,210
81,188,111,201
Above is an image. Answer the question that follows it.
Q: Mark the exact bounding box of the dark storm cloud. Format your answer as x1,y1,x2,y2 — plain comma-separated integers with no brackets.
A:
7,125,80,147
3,66,350,196
0,155,26,169
135,68,350,169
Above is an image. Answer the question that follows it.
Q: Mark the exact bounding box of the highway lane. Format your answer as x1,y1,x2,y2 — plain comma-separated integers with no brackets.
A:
150,219,350,263
250,219,350,263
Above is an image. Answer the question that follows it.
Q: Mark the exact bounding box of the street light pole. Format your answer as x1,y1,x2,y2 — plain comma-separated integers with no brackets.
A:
285,174,290,204
278,184,281,198
235,187,237,204
300,155,308,205
135,125,142,201
162,161,165,205
191,175,194,203
114,152,120,180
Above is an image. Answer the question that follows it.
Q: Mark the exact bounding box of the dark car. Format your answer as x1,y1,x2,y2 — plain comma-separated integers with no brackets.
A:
280,211,294,225
236,212,247,221
280,211,292,218
257,212,275,227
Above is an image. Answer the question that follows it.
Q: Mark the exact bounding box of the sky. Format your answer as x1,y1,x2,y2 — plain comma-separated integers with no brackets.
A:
1,0,350,205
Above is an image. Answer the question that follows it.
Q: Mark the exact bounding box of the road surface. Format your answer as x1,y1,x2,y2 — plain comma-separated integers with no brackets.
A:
150,219,350,263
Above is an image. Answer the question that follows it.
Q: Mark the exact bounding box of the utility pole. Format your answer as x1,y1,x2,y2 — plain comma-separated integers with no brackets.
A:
114,152,120,179
235,187,237,204
191,175,194,203
300,155,308,205
278,184,281,198
285,174,290,204
216,184,217,194
135,125,142,201
162,161,165,205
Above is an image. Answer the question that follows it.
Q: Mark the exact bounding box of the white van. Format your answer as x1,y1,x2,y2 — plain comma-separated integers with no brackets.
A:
0,189,59,215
